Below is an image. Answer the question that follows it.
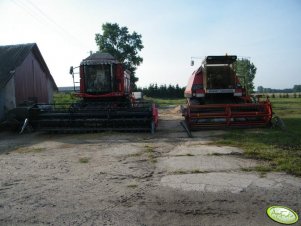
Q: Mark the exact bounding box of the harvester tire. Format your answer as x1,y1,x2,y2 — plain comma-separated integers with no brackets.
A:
272,116,286,130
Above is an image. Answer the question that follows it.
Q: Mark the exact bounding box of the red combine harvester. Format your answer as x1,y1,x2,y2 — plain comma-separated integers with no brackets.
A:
182,55,272,132
6,53,158,133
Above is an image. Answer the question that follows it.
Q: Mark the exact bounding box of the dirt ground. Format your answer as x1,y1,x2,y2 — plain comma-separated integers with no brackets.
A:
0,107,300,226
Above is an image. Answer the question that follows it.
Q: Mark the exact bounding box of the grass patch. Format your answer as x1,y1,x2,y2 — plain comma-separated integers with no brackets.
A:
270,97,301,119
190,169,204,174
241,165,273,176
128,152,143,157
214,98,301,176
53,94,186,108
172,169,206,174
144,97,185,106
127,183,138,188
176,153,195,157
145,144,153,152
149,158,157,163
173,170,187,174
52,92,82,109
144,145,157,163
208,152,224,156
79,157,90,163
207,152,242,156
16,147,45,153
53,92,79,105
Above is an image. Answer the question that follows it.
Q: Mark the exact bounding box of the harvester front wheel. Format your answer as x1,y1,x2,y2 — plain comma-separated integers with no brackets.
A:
272,116,286,130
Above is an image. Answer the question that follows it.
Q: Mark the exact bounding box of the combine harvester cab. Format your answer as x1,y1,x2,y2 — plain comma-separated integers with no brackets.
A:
6,53,158,134
182,55,272,131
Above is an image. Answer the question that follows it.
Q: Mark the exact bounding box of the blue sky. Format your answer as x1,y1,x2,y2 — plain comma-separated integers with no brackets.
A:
0,0,300,89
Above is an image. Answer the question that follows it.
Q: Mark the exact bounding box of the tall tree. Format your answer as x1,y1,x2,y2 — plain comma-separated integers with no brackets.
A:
95,23,144,89
293,84,301,92
235,58,257,93
257,86,264,93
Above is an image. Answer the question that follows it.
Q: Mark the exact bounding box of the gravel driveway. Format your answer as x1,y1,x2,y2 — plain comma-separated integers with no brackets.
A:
0,107,300,225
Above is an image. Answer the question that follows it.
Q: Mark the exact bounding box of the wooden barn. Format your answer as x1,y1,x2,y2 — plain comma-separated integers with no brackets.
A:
0,43,57,121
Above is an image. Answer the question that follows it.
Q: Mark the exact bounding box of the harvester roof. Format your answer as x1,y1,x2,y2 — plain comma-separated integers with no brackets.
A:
81,52,119,65
203,55,237,65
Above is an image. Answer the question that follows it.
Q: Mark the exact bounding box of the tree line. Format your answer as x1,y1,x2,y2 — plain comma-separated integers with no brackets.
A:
269,93,301,98
136,84,185,99
257,85,301,93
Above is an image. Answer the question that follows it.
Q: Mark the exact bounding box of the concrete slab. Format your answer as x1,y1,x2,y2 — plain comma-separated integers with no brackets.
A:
157,155,258,172
88,144,143,156
160,172,297,194
168,144,243,156
252,172,301,188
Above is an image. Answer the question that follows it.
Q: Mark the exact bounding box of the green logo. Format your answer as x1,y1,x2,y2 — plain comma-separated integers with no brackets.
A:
267,206,299,225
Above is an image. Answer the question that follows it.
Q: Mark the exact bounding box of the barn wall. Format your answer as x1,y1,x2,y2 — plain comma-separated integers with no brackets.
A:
0,76,16,121
14,52,49,105
4,76,16,110
47,78,55,103
0,89,4,121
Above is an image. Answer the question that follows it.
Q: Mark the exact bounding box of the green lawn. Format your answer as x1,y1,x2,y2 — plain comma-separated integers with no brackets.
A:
215,97,301,176
53,93,79,107
53,93,186,107
270,97,301,118
144,97,186,106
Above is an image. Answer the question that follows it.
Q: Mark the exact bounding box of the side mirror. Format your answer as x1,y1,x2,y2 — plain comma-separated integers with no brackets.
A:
191,60,194,66
69,66,74,75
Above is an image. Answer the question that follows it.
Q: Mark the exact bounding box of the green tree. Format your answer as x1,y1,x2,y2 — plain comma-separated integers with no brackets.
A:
95,22,144,89
293,84,301,92
257,86,264,93
235,58,257,93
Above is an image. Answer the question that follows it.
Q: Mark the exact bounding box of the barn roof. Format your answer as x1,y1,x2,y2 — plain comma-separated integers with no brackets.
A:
81,52,119,65
0,43,57,90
